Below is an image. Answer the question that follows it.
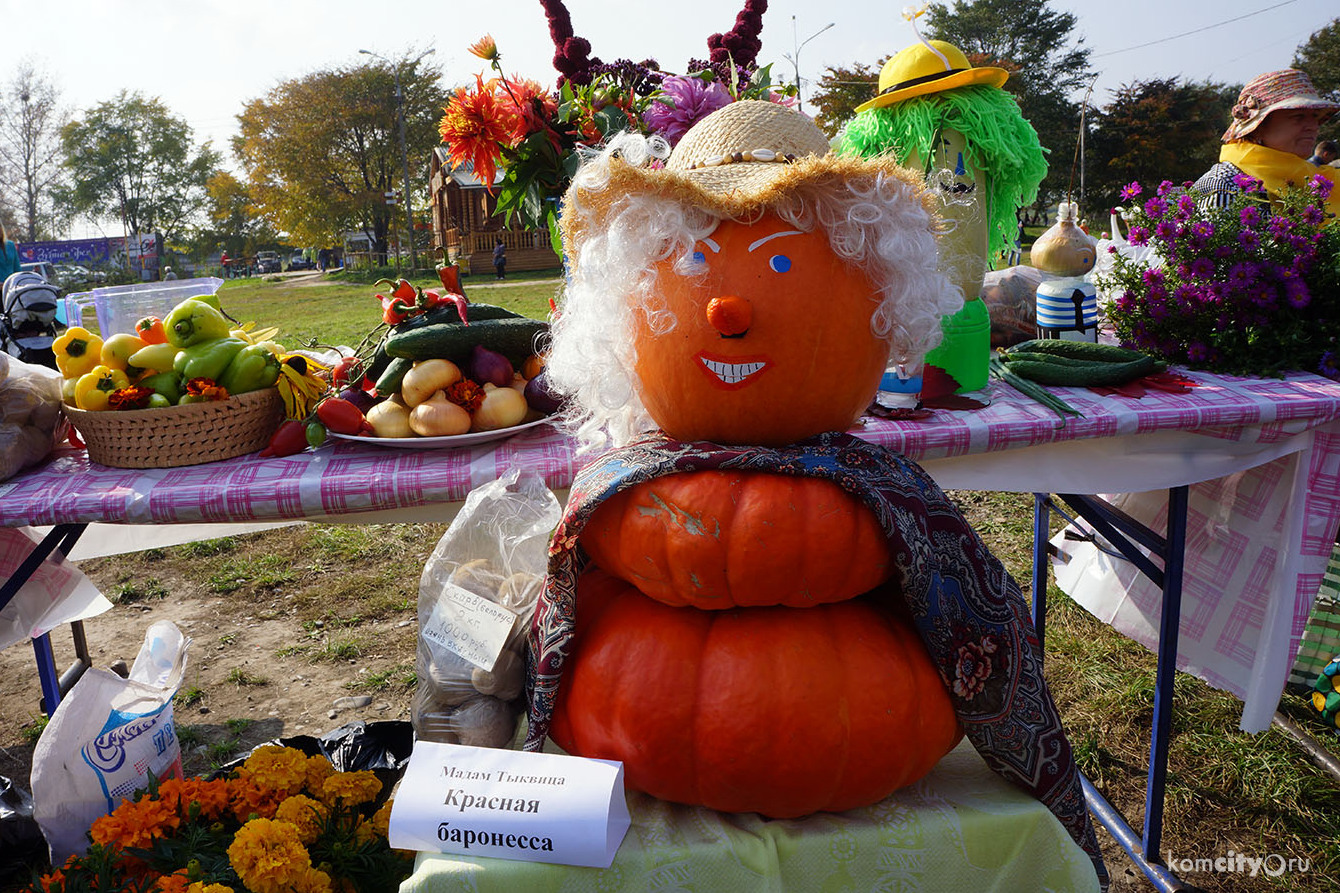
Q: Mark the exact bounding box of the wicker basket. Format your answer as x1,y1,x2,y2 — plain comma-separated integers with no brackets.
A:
64,388,284,468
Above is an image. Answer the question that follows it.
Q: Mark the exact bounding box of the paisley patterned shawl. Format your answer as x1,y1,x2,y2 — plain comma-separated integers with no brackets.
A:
524,431,1106,885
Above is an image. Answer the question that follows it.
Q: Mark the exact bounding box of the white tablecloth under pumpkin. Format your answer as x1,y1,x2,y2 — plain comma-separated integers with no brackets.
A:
398,740,1100,893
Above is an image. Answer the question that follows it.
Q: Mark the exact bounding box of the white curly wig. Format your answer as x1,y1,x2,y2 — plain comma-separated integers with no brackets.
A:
547,132,963,454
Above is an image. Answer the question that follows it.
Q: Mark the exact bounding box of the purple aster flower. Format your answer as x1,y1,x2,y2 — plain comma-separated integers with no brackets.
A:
1157,180,1176,196
1174,194,1197,220
1320,350,1340,380
1227,261,1257,288
1187,342,1212,363
1155,220,1177,242
1189,257,1215,280
1233,172,1263,192
1302,205,1324,227
643,75,732,144
1284,277,1311,309
1239,205,1262,228
1238,228,1260,250
1311,174,1334,201
1128,225,1150,245
1268,215,1291,238
1120,182,1143,201
1192,220,1214,239
1144,197,1168,220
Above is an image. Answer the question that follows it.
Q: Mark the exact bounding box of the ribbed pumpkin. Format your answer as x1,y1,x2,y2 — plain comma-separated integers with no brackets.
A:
581,470,894,609
550,569,962,819
634,214,889,446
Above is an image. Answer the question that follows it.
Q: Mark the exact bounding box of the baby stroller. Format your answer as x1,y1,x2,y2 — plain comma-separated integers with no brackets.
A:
1,271,65,370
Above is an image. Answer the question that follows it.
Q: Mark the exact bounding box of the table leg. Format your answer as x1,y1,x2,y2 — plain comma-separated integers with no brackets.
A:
1035,489,1196,892
2,524,92,716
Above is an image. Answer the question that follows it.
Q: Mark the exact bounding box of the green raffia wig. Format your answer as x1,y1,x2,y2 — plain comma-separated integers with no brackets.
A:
837,84,1047,259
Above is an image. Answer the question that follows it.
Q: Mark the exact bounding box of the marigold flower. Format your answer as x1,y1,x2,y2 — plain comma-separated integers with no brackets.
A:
228,777,285,822
108,385,155,410
304,754,336,796
228,818,331,893
237,744,310,796
274,794,328,846
468,34,500,62
444,378,485,412
184,378,229,401
320,770,383,808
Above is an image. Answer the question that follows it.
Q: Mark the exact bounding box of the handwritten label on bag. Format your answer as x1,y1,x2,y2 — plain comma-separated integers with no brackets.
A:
388,741,631,868
422,582,516,672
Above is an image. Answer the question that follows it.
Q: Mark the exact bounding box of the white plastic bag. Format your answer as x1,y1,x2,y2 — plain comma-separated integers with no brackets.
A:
31,620,191,863
0,353,68,483
413,468,561,749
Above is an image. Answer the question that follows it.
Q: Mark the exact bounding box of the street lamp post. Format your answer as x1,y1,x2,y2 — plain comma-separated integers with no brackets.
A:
359,49,418,272
783,17,834,113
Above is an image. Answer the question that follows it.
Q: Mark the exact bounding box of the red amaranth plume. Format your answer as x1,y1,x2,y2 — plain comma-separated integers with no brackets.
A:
539,0,601,86
707,0,768,69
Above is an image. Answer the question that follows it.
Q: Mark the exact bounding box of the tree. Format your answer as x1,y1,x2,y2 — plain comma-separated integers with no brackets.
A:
1084,78,1237,216
808,60,884,139
1293,17,1340,142
0,61,68,241
200,171,279,260
58,91,220,245
924,0,1094,206
234,53,448,263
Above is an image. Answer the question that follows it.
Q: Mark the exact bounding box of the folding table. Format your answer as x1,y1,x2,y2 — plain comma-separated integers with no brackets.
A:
4,369,1340,888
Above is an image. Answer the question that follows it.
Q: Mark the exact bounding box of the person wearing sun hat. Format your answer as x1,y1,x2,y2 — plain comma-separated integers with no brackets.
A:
529,98,1107,890
838,15,1048,392
1191,68,1340,212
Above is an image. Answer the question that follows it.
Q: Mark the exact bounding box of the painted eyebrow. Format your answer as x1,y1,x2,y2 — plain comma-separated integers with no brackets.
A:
747,230,804,252
699,238,721,254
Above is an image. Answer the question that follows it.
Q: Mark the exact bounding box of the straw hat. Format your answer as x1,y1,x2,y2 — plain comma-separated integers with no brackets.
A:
560,100,926,253
1222,69,1340,142
855,40,1008,114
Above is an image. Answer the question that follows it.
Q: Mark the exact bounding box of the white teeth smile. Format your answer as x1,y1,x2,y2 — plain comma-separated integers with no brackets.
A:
700,357,765,385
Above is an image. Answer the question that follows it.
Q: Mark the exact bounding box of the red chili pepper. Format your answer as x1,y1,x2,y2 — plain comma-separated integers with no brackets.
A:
331,356,363,389
258,420,310,457
315,397,367,435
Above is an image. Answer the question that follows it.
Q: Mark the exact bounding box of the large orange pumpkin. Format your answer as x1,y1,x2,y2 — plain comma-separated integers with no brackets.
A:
549,569,962,818
582,470,893,609
634,213,890,446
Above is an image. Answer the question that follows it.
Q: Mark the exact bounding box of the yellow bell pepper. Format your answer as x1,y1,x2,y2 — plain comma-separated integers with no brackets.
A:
101,332,148,375
61,376,79,406
74,365,131,411
53,327,105,379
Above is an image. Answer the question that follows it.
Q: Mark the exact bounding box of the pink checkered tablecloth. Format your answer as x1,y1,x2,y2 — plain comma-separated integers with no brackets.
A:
3,369,1340,727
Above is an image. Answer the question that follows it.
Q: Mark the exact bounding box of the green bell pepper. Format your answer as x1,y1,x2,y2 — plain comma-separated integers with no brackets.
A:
173,337,247,383
165,299,233,348
139,371,183,405
218,343,282,395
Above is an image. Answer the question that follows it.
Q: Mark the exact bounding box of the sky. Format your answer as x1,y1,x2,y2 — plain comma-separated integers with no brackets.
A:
3,0,1336,236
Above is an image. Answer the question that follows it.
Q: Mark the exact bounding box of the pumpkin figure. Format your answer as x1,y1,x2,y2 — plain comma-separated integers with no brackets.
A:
527,98,1105,882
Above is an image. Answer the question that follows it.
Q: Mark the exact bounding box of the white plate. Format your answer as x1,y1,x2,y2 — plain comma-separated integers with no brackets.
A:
329,417,552,449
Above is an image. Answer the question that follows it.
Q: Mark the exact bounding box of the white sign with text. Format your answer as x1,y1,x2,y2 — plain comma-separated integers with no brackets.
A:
389,741,631,868
421,582,516,672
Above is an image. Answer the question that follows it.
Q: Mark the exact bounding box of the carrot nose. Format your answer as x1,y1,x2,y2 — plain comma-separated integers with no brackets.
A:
706,295,752,336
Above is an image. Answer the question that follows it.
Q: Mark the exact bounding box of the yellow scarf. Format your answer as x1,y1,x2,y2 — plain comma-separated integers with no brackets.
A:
1220,141,1340,213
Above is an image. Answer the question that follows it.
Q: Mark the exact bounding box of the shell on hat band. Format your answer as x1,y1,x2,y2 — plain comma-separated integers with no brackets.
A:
685,149,800,171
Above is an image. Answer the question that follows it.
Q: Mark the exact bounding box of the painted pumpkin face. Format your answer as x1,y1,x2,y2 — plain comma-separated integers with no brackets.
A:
634,213,889,446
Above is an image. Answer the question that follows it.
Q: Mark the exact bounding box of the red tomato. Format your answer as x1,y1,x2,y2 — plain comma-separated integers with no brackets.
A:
315,397,366,435
331,356,363,388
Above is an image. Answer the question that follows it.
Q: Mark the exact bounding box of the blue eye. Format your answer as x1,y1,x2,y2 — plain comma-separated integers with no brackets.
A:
691,251,706,265
769,254,791,273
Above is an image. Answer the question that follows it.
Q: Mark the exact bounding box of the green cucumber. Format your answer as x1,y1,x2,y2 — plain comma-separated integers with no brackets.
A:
375,355,414,395
1007,339,1148,363
1004,355,1159,387
390,302,519,335
364,341,394,384
385,317,551,366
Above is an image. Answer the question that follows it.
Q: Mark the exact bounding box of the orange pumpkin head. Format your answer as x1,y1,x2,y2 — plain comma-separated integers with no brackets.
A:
634,213,889,446
550,569,963,818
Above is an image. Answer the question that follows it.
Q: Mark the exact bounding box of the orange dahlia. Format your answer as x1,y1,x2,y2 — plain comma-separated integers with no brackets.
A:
438,75,519,189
